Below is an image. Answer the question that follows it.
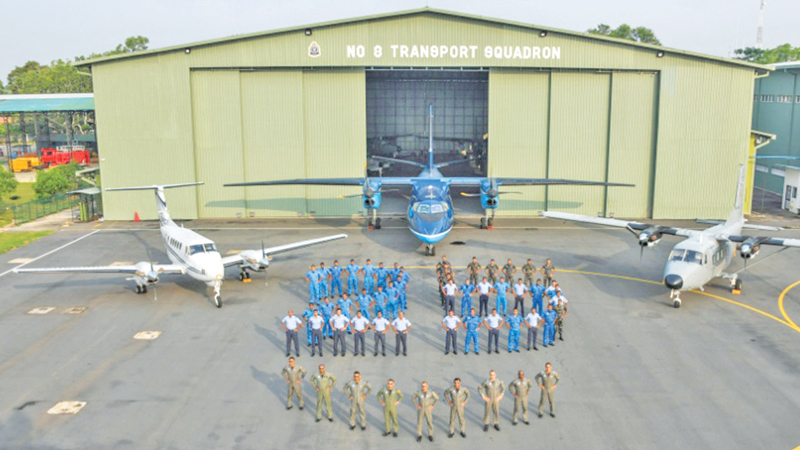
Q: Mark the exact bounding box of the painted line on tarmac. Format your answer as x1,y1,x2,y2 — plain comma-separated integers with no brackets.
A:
0,230,100,279
778,280,800,331
94,226,636,231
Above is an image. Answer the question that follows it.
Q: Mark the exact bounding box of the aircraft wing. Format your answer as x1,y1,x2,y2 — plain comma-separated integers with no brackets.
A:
224,178,415,187
446,177,634,187
719,235,800,248
15,264,185,276
221,234,348,267
541,211,699,237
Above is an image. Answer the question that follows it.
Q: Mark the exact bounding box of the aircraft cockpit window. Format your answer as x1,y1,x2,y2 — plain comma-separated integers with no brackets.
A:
189,244,205,255
669,249,686,261
416,204,430,213
204,243,218,253
431,204,444,213
684,250,704,265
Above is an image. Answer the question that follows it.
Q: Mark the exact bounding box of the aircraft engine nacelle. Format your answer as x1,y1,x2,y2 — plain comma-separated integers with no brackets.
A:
637,227,663,247
134,261,160,284
240,250,270,271
363,179,382,210
479,179,498,210
739,238,761,259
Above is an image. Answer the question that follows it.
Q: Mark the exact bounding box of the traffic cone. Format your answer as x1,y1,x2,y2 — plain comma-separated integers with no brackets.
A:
134,212,140,222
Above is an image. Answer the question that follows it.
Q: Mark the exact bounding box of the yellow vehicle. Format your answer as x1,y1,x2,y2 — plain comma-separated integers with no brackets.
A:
11,157,41,173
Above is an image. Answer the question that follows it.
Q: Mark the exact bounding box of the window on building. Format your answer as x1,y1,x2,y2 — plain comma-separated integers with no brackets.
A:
796,96,800,103
794,187,797,199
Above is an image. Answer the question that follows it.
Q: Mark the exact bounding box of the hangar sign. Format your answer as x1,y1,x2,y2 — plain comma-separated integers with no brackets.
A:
344,44,562,60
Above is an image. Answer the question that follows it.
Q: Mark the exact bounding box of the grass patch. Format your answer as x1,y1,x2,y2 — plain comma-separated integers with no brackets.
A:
0,183,37,227
0,230,54,255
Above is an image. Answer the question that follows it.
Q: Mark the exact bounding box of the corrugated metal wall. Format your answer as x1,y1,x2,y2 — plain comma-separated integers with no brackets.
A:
240,71,307,217
547,73,610,216
652,61,753,219
302,70,366,215
606,72,658,218
190,70,246,218
93,55,199,221
488,70,549,213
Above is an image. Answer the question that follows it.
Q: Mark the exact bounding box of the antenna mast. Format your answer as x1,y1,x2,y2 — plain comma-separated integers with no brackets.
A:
756,0,766,49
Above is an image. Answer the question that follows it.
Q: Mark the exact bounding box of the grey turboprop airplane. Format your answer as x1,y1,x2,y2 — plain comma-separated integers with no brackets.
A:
15,183,347,308
543,165,800,308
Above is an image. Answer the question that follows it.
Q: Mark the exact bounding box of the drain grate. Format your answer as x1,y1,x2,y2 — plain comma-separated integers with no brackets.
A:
28,307,56,315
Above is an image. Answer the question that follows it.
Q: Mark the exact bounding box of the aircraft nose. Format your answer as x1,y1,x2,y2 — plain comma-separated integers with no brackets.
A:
664,274,683,290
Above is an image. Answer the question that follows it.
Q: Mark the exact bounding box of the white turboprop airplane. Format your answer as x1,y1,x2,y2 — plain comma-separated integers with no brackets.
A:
15,183,347,308
543,165,800,308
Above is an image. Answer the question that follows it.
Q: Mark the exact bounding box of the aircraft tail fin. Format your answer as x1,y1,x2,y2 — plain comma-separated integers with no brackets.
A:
427,104,435,171
725,164,746,225
105,182,203,224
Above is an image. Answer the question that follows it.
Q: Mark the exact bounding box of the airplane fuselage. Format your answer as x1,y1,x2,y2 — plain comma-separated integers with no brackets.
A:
662,221,741,292
159,221,225,287
406,168,455,244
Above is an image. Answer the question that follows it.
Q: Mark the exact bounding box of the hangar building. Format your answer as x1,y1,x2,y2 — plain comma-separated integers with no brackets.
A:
76,8,768,221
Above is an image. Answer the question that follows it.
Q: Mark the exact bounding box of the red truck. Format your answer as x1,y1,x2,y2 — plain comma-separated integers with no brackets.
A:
41,146,91,167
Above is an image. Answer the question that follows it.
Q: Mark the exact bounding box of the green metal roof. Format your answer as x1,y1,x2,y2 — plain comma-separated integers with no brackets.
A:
0,94,94,113
74,8,772,71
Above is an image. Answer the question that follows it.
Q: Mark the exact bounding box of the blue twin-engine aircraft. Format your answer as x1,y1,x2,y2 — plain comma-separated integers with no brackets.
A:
226,106,632,255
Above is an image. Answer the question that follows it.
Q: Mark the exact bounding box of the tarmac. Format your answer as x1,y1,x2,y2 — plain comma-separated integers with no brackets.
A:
0,215,799,449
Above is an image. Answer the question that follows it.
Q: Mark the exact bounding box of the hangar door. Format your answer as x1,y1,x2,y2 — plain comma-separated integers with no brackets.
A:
489,70,658,218
190,69,365,218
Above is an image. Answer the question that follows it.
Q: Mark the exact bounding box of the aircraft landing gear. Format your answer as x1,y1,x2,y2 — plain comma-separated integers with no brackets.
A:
425,244,436,256
670,290,681,308
480,210,495,230
722,272,741,294
213,281,223,308
238,270,251,282
367,209,381,230
135,284,145,294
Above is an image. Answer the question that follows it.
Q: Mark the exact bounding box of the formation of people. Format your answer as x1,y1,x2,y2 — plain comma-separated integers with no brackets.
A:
281,357,561,441
438,256,569,352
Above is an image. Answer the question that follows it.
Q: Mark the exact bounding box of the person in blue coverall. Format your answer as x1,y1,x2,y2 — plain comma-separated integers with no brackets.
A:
329,260,344,298
356,288,372,320
505,308,524,352
531,279,546,315
542,304,557,347
459,278,475,317
302,302,318,346
319,296,335,338
493,277,510,317
363,259,376,295
338,293,354,333
385,280,399,320
463,308,482,355
316,262,330,299
372,285,387,319
397,268,410,310
305,264,320,303
394,275,408,313
389,262,401,286
346,259,361,296
375,262,389,291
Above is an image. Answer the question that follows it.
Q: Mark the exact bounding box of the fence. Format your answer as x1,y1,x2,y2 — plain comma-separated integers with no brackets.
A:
11,193,76,225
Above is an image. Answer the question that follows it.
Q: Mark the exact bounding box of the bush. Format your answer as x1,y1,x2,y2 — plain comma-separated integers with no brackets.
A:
33,169,70,198
0,166,18,201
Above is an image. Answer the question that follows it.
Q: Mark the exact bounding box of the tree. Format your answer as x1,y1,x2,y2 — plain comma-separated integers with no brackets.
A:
588,24,662,45
0,166,18,201
735,43,800,64
33,169,70,198
6,61,42,93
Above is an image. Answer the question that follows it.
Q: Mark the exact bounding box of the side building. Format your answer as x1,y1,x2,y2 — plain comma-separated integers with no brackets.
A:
76,8,768,221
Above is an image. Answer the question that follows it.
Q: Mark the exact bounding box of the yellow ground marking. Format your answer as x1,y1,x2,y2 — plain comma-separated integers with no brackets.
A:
778,281,800,331
133,331,162,340
62,307,87,314
47,401,86,415
404,266,800,335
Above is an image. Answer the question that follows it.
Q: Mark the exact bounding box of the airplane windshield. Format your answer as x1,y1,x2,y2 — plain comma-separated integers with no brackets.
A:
189,244,205,255
413,202,449,222
204,243,218,253
669,249,704,265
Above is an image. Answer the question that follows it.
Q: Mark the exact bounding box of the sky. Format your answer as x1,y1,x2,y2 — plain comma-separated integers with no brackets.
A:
1,0,799,83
